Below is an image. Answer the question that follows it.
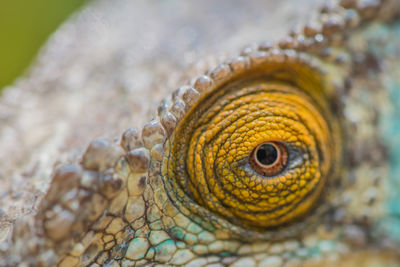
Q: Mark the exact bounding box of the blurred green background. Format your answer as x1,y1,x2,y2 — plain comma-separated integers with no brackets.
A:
0,0,86,90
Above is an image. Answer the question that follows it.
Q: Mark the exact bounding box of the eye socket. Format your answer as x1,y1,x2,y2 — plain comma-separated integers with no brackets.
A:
163,61,341,231
249,141,288,176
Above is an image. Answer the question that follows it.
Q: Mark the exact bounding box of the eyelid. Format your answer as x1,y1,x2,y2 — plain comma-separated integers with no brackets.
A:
163,53,341,232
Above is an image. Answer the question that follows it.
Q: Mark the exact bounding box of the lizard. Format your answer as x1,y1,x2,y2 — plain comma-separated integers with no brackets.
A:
1,0,400,266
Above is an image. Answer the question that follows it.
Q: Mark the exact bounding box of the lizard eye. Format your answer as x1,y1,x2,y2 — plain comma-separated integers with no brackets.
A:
250,141,288,176
163,56,341,231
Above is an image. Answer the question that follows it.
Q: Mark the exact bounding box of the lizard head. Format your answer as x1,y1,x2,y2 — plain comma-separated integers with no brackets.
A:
3,0,400,266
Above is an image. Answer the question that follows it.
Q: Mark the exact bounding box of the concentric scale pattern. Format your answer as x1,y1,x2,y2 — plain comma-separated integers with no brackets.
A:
165,63,341,229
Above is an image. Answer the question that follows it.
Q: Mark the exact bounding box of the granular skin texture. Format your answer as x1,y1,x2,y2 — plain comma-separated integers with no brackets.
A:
0,0,400,266
166,70,339,229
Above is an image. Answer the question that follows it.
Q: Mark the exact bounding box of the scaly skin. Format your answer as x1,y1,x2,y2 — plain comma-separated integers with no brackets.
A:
1,0,400,266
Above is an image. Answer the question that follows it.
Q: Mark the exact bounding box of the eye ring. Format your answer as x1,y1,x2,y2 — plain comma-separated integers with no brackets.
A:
163,61,341,230
249,141,288,177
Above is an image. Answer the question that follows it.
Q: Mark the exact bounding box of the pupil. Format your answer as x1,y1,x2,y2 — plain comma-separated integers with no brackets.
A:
256,144,278,166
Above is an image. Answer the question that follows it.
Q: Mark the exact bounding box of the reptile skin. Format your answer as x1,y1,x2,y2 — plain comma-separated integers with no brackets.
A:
1,0,400,266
